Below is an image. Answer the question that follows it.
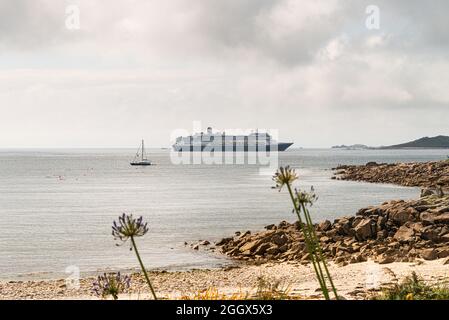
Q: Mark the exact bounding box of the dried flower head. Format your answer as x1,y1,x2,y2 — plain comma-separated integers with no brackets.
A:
112,213,149,247
272,166,299,191
92,272,131,300
294,186,318,209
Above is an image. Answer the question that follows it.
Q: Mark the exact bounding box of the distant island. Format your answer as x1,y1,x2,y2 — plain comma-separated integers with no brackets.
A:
333,135,449,150
332,144,371,150
380,135,449,149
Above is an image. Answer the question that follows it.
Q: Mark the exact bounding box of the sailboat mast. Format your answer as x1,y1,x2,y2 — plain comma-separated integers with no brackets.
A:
141,139,144,161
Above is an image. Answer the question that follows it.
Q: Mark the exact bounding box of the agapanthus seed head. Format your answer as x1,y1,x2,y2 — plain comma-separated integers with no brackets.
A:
272,166,299,191
92,272,131,300
294,186,318,209
112,213,149,246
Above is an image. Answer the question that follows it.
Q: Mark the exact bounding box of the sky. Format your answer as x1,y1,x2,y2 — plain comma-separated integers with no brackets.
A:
0,0,448,148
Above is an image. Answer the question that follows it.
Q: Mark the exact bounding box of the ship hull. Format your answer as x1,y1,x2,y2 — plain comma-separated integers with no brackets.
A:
130,161,152,166
172,143,293,152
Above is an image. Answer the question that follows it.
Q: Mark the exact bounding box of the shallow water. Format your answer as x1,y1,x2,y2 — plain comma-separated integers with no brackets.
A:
0,148,447,280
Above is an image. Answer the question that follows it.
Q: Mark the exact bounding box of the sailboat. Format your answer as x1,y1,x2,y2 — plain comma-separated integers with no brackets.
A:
130,139,152,166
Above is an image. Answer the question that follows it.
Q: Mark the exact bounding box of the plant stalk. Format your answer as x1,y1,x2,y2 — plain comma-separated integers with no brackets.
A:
286,183,329,299
131,236,158,300
301,202,338,299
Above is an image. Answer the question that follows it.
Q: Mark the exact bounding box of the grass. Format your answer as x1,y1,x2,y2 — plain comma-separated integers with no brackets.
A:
373,271,449,300
180,287,248,300
180,276,305,300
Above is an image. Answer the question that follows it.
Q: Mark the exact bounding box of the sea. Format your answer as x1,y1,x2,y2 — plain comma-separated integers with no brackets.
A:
0,148,447,280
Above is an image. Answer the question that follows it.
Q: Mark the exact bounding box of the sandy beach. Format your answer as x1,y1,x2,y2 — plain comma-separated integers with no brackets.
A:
1,259,448,300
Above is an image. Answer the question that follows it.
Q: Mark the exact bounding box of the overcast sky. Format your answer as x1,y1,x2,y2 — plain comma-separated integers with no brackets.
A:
1,0,448,148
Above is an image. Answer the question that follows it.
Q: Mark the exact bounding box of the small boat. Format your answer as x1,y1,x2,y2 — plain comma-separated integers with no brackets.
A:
130,139,152,166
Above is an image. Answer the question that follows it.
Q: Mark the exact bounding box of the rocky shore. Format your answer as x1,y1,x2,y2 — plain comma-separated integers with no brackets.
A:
2,260,449,300
215,194,449,266
332,160,449,191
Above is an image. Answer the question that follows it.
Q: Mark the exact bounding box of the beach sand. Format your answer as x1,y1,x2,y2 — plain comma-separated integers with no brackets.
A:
1,259,448,300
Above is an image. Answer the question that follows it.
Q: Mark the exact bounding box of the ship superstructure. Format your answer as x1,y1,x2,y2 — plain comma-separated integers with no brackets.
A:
173,127,293,152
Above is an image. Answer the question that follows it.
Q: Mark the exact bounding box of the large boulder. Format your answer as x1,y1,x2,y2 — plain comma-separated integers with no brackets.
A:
420,226,441,242
420,212,449,225
239,240,261,253
420,248,438,260
389,207,418,224
254,243,272,255
354,219,376,241
318,220,332,231
437,248,449,259
271,232,288,246
394,226,415,242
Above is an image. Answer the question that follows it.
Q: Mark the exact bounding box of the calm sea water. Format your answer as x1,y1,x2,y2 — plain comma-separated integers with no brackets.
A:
0,148,447,280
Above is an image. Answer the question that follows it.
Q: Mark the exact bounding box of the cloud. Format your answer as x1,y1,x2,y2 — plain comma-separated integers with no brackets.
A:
0,0,449,147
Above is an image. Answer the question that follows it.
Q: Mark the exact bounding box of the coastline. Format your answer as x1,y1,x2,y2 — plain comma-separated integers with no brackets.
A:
1,259,448,300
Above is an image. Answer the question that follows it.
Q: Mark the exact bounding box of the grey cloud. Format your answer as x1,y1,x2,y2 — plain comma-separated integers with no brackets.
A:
0,1,74,50
1,0,449,147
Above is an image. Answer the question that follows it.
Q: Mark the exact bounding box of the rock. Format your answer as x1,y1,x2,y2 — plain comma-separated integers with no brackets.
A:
239,231,251,239
332,160,449,190
335,219,353,236
376,254,395,264
239,240,261,253
254,243,271,255
421,226,441,242
376,216,387,229
376,230,388,240
389,207,418,224
444,258,449,265
216,237,232,246
278,221,289,229
352,216,364,228
421,188,433,197
318,220,332,231
354,219,375,241
421,188,438,197
437,248,449,259
200,240,210,246
266,245,279,255
420,212,449,225
394,226,415,242
420,248,438,260
272,232,288,246
265,224,276,230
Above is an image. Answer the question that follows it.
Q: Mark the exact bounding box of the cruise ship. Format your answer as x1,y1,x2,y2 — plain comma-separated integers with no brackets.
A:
172,127,293,152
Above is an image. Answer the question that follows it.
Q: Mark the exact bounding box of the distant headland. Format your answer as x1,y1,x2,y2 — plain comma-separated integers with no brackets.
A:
333,135,449,150
379,135,449,149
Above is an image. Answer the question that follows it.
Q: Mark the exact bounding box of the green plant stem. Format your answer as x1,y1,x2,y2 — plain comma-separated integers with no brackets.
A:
301,202,338,299
131,236,158,300
304,218,329,298
286,183,329,299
